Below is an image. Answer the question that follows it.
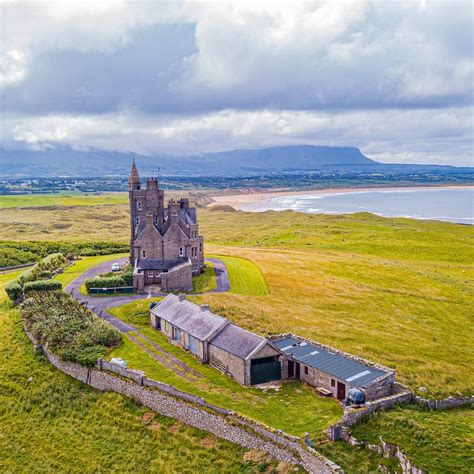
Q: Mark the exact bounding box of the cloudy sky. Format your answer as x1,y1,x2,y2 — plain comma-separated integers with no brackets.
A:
1,0,473,165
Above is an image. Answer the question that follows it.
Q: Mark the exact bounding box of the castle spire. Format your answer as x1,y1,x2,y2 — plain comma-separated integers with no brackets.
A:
128,158,141,190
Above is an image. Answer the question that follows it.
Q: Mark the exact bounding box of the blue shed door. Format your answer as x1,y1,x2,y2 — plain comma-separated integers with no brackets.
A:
188,335,198,355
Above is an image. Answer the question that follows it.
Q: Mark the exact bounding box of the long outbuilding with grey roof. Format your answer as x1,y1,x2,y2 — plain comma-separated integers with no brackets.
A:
272,335,394,401
150,294,283,385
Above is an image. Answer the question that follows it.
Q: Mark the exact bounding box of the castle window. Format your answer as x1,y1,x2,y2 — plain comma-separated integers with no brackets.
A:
154,271,160,277
147,271,153,277
136,201,142,210
142,250,146,258
199,243,202,254
135,217,140,225
179,247,184,257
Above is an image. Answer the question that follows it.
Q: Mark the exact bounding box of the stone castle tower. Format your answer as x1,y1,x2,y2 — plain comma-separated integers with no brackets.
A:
128,160,204,292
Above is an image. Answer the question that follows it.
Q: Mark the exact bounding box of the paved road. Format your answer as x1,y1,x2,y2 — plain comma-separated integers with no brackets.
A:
65,256,230,333
207,257,231,292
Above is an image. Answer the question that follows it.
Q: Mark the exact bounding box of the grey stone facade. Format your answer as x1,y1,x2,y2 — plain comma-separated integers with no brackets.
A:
128,160,204,292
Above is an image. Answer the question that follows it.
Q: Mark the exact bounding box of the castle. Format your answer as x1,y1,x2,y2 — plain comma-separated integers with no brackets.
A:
128,160,204,292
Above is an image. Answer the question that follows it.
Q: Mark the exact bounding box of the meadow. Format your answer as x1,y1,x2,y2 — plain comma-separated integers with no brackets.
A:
1,195,473,471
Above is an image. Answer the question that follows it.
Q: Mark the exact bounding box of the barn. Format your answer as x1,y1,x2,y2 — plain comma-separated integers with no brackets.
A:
273,336,394,401
150,294,283,386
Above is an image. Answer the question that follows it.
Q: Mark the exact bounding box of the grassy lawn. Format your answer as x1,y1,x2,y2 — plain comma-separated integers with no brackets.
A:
109,299,342,438
192,260,217,292
54,254,128,290
210,254,269,295
0,266,282,473
351,405,474,473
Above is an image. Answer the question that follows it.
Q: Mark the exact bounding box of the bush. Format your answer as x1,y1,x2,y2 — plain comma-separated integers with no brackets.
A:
5,282,22,301
122,266,134,285
23,280,62,295
84,275,128,290
20,293,122,367
17,253,68,286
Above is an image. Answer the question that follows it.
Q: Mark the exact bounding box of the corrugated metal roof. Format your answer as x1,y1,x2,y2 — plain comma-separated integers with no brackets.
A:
209,323,267,360
151,294,228,341
273,336,388,388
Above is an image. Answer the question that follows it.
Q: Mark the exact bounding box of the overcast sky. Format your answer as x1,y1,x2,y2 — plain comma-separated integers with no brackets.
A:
1,1,473,165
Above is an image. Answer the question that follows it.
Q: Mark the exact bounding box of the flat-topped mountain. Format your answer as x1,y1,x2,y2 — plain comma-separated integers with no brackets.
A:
1,145,377,177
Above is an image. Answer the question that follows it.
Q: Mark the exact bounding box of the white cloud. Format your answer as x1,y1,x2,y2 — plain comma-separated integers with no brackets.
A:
5,107,473,165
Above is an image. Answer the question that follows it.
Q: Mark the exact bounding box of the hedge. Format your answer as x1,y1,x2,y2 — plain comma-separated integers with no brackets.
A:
84,275,127,290
5,282,22,302
23,280,62,295
20,292,122,367
17,253,68,286
0,240,128,268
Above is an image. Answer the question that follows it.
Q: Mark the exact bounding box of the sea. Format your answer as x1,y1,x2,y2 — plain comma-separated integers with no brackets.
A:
242,187,474,225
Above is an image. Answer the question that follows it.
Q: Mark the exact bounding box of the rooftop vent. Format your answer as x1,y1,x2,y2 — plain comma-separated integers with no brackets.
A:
178,294,186,301
200,304,210,311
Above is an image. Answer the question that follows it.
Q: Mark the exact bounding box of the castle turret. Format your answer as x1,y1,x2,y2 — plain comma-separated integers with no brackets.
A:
128,159,141,190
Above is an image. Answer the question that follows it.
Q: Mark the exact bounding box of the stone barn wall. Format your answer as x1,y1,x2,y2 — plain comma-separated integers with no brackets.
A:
208,343,246,385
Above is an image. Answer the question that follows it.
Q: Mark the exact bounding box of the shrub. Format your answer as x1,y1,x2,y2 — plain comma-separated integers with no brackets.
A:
5,282,22,301
84,275,128,290
20,293,122,367
17,253,68,286
23,280,62,295
122,266,134,285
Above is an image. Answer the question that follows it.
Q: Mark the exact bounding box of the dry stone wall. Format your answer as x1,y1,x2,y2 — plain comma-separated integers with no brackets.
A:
24,326,342,474
413,395,473,410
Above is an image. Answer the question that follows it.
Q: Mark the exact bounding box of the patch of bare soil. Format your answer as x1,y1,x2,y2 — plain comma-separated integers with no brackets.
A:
200,436,218,448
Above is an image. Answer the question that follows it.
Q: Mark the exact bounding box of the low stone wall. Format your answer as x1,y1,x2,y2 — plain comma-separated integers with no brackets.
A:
338,430,424,474
342,383,413,427
0,262,35,271
24,326,342,473
413,394,473,410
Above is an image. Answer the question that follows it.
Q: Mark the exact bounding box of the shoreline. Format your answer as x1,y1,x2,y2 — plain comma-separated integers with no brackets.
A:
211,184,474,209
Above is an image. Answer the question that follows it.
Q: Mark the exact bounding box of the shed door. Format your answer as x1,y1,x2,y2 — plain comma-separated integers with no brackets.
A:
188,335,198,355
250,357,281,385
337,381,346,400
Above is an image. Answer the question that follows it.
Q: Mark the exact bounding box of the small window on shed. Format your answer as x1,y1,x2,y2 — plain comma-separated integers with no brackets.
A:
304,366,308,375
331,379,335,387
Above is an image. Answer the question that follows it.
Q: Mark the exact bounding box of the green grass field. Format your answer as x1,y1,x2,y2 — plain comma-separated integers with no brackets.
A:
351,405,474,472
192,261,217,292
109,299,342,438
0,192,128,208
211,255,269,295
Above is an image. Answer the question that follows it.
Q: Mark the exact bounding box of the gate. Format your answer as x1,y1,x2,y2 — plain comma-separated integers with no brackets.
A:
250,357,281,385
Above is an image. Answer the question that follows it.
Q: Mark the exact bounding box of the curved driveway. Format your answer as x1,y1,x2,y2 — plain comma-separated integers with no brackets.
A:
65,257,229,333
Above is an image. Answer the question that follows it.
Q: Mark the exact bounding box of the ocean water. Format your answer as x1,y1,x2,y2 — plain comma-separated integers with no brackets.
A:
243,187,474,224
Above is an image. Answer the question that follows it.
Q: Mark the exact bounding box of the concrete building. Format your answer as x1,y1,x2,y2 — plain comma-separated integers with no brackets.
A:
150,294,283,386
128,160,204,292
272,335,394,402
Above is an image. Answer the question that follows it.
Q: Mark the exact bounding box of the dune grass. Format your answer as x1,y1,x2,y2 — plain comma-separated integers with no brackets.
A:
0,266,282,473
351,405,474,473
109,299,342,438
211,255,269,295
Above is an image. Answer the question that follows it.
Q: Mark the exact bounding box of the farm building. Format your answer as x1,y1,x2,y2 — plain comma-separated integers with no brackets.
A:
272,336,394,401
150,294,283,386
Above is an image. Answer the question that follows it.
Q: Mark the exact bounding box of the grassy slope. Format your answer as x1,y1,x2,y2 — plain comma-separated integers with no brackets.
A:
109,300,342,438
192,261,216,292
0,271,281,473
351,405,474,473
212,255,269,295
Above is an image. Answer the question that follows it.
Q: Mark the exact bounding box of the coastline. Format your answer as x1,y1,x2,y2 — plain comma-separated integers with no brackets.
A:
211,184,474,210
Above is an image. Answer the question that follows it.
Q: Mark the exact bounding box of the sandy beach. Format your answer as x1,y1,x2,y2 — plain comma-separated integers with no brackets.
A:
211,184,474,210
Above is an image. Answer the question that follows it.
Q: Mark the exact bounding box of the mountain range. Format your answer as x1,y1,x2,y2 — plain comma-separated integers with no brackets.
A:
0,145,468,178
